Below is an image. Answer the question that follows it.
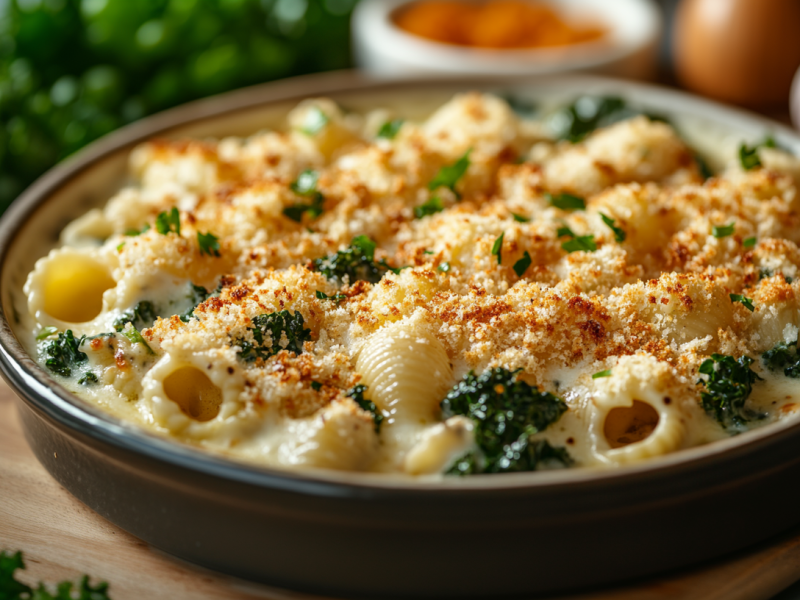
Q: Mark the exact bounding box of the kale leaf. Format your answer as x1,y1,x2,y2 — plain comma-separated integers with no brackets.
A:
179,283,220,323
0,549,112,600
763,341,800,378
441,367,570,474
113,301,157,332
548,96,669,143
237,310,311,362
40,331,87,377
313,235,391,284
698,354,764,431
283,169,325,222
347,384,383,433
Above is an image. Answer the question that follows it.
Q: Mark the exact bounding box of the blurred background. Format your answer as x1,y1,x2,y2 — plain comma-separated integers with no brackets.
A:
1,0,798,215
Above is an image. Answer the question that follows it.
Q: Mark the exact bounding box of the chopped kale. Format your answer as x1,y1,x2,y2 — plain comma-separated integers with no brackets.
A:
698,354,764,431
377,118,404,140
0,549,112,600
35,326,58,340
738,136,777,170
491,232,504,265
502,95,538,119
121,324,154,355
78,372,99,385
712,222,735,238
545,192,585,210
561,234,597,253
414,196,444,219
237,310,311,362
743,237,757,248
763,341,800,378
310,381,322,392
284,169,325,222
730,293,755,312
113,301,157,332
600,213,626,242
548,95,668,143
347,384,383,433
155,207,180,236
441,367,570,474
40,330,87,377
513,251,531,277
179,283,219,323
428,150,471,199
315,290,347,303
197,231,221,257
511,212,530,223
313,235,391,284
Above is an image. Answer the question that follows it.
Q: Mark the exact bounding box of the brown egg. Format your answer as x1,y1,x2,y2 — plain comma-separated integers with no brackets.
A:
673,0,800,108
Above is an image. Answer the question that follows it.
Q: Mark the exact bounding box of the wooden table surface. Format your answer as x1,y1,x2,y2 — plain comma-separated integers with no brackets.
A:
3,379,800,600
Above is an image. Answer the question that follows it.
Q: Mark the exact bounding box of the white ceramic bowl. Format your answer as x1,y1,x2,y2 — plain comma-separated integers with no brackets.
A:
352,0,662,79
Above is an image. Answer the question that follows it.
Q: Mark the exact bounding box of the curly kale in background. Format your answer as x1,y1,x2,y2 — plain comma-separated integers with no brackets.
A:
0,549,112,599
0,0,358,212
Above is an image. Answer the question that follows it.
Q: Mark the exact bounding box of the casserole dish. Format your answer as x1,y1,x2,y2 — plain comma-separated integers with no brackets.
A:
2,72,800,598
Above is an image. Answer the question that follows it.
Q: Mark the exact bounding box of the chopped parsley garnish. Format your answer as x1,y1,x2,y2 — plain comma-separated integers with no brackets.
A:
561,233,597,253
712,222,735,238
414,196,444,219
116,242,125,252
155,207,180,236
237,310,311,362
592,369,612,379
438,262,451,273
513,251,531,277
698,354,764,431
491,232,504,265
114,301,157,332
763,341,800,378
600,213,626,242
730,293,755,312
738,136,777,171
197,231,221,257
121,324,154,354
313,235,392,284
377,118,404,140
0,550,112,600
125,223,150,236
310,381,322,391
548,95,668,143
428,150,470,199
35,326,58,340
316,290,347,303
284,169,325,222
347,384,383,433
743,237,757,248
299,106,328,135
40,330,87,377
557,225,575,238
78,372,98,385
545,192,585,210
442,367,571,475
511,212,530,223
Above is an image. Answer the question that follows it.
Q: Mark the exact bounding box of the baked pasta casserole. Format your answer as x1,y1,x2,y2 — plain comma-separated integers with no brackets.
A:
22,92,800,475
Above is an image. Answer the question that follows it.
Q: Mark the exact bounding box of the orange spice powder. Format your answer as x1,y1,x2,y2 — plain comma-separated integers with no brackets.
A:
394,1,605,49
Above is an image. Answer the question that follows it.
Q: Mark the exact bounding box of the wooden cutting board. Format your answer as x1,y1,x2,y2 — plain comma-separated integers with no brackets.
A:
1,378,800,600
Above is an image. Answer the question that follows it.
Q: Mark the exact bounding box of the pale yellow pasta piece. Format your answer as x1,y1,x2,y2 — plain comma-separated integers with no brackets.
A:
404,416,474,475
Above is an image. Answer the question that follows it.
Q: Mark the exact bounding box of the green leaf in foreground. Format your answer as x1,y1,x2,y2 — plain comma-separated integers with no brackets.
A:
730,293,755,312
561,235,597,253
600,213,626,242
491,232,504,265
698,354,763,431
428,150,471,198
414,196,444,219
712,222,735,238
513,251,531,277
0,549,112,600
442,367,571,475
197,231,221,257
347,384,383,433
545,192,585,210
743,237,757,248
377,118,404,140
237,310,312,362
592,369,612,379
155,207,180,236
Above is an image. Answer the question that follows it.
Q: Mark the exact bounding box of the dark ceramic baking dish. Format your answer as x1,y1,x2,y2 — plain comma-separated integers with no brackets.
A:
2,72,800,599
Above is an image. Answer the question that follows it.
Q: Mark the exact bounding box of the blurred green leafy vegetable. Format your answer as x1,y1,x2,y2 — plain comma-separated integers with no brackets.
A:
0,549,112,599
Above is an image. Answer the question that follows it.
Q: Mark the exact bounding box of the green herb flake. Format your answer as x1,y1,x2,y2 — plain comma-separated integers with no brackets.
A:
316,290,347,303
78,372,99,385
491,232,504,265
739,144,762,170
442,367,571,475
347,384,383,433
313,235,392,284
122,324,155,354
114,301,157,332
600,213,626,242
284,169,325,222
511,212,530,223
513,251,532,277
377,118,404,140
743,237,757,248
428,150,471,198
36,326,58,340
763,341,800,378
561,235,597,253
300,106,329,135
438,262,451,273
0,549,112,600
730,293,755,312
556,225,576,238
237,310,312,362
40,330,87,377
116,242,125,252
311,381,322,392
545,192,586,211
592,369,612,379
155,207,180,236
698,354,764,431
414,196,444,219
197,231,221,257
712,222,735,238
125,223,150,237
